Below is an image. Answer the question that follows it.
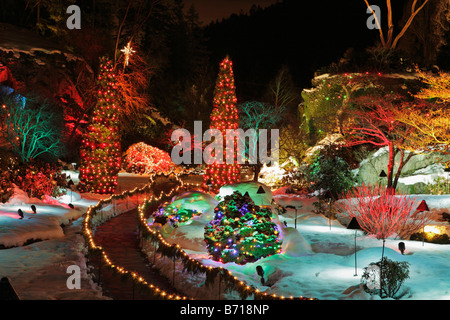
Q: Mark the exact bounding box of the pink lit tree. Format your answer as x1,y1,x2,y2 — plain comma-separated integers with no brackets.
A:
337,184,426,258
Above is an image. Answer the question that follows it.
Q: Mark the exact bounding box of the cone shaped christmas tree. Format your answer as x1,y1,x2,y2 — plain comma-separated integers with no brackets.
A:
78,57,121,194
202,56,240,193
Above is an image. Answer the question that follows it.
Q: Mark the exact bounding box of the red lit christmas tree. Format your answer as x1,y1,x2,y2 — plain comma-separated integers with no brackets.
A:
202,56,240,193
78,57,121,194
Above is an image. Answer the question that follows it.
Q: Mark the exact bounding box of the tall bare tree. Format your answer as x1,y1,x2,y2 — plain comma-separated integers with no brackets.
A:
364,0,430,49
264,65,299,110
397,0,450,65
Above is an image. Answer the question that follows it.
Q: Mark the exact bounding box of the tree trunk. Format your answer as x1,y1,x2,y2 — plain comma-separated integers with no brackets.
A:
364,0,430,50
253,163,262,181
391,0,430,49
392,150,414,191
37,4,40,28
387,142,395,189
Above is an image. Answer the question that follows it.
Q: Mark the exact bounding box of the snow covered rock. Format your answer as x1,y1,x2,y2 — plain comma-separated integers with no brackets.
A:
354,146,450,194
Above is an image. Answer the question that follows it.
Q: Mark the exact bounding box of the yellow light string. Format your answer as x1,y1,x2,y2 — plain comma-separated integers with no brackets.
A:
82,169,316,300
82,170,189,300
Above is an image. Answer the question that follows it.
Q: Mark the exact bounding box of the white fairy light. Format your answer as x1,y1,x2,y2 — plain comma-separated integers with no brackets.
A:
121,41,135,66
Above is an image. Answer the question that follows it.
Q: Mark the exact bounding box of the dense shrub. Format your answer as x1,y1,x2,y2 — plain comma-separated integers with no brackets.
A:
410,232,450,244
424,176,448,195
306,146,356,199
361,257,410,299
0,150,19,203
15,160,69,199
123,142,176,174
0,155,69,200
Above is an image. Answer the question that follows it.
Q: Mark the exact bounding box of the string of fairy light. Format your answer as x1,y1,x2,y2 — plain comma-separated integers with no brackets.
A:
83,171,189,300
82,170,316,300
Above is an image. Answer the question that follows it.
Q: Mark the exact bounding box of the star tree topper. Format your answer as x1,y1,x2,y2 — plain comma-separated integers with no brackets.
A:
121,41,135,67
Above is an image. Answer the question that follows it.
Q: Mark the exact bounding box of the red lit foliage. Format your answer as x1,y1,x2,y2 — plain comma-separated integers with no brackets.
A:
341,94,414,191
338,184,431,239
123,142,176,174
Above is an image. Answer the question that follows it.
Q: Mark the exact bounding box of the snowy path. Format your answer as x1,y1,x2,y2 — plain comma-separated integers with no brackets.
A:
92,208,181,299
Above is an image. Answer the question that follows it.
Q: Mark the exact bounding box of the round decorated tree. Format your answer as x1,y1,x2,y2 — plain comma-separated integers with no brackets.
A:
204,191,282,264
202,56,240,193
78,57,121,194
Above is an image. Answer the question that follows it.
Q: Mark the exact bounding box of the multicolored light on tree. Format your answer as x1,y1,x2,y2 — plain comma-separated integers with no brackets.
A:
204,191,282,265
202,56,240,193
78,57,121,194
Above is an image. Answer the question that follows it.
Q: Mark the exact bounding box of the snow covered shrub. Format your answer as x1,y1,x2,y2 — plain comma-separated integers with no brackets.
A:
123,142,176,174
279,165,310,194
0,153,68,200
204,191,282,265
361,257,410,299
312,198,339,221
258,163,286,188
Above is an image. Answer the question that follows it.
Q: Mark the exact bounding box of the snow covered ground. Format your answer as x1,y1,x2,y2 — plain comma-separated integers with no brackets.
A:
0,171,144,300
144,183,450,300
1,172,449,300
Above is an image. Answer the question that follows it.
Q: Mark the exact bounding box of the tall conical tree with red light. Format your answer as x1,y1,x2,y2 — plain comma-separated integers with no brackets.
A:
202,56,240,193
78,57,121,194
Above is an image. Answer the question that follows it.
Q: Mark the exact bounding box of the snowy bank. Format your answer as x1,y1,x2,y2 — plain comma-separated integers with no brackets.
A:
141,183,450,300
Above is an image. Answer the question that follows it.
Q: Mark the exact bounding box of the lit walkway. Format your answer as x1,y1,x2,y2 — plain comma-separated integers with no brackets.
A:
93,207,180,299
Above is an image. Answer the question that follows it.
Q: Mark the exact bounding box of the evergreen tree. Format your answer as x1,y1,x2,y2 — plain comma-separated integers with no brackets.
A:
306,145,356,199
78,57,121,194
202,56,240,193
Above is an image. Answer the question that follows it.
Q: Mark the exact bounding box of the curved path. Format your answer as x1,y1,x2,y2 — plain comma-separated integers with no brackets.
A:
91,177,183,300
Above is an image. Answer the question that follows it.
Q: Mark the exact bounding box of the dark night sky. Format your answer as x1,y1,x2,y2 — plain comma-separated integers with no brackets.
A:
193,0,381,99
183,0,280,24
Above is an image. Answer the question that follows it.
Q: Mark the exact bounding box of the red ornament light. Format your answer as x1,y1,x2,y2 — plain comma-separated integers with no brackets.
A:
202,56,241,193
78,57,121,194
